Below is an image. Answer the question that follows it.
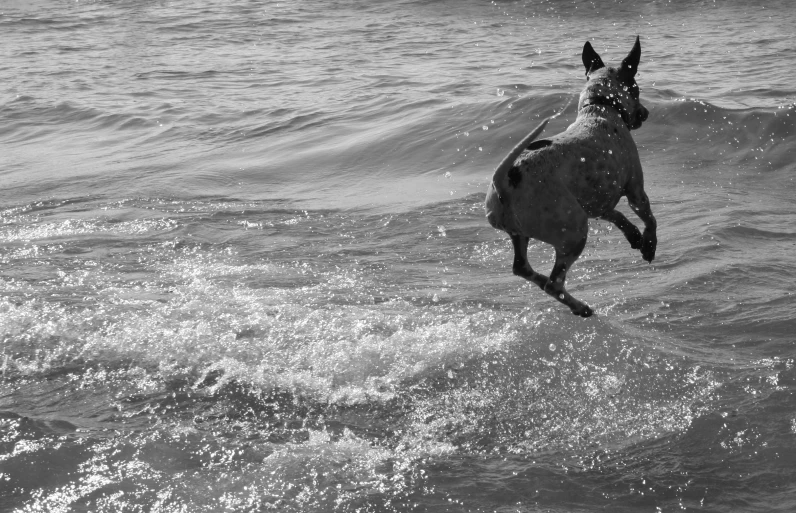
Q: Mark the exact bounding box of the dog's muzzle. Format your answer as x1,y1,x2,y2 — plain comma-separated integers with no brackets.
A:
631,105,649,129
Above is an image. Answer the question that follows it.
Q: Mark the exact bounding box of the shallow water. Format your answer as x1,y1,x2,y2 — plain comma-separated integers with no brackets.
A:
2,0,796,512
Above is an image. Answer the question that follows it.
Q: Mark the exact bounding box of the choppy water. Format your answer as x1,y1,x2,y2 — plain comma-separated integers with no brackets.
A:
2,0,796,511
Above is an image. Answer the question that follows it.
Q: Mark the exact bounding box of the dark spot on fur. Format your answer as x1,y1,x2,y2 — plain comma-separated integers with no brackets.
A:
508,166,521,188
527,139,552,152
614,128,618,134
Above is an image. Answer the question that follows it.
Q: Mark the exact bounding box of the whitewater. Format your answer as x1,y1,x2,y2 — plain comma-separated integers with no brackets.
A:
1,0,795,511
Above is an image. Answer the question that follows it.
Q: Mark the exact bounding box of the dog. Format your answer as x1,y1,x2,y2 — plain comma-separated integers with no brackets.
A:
485,36,656,317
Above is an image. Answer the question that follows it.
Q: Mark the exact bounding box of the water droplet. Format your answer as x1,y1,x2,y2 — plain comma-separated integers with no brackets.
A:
444,171,452,179
497,89,504,97
482,125,489,131
478,147,483,151
581,157,586,162
608,149,612,154
549,343,556,351
464,131,469,136
432,294,440,303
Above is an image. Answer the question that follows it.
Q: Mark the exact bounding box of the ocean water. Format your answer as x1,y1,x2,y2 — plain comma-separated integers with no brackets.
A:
2,0,796,511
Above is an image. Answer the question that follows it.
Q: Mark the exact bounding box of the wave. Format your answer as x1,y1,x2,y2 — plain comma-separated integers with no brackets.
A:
3,89,794,211
0,215,719,452
1,186,792,510
644,98,796,169
0,97,157,144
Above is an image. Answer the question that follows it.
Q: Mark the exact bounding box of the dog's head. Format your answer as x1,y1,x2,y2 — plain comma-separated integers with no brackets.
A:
579,37,649,130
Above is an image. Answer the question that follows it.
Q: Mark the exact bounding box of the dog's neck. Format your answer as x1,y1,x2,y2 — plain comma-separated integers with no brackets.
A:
579,93,630,128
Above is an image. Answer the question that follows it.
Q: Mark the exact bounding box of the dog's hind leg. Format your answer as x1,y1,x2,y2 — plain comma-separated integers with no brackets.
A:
600,209,642,250
543,235,594,317
625,188,657,263
511,234,549,289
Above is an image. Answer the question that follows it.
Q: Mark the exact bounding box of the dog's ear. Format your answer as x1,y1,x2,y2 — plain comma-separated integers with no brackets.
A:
582,41,605,76
620,36,642,78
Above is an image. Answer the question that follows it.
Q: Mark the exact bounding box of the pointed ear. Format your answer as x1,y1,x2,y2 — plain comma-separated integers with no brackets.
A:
582,41,605,76
620,36,641,78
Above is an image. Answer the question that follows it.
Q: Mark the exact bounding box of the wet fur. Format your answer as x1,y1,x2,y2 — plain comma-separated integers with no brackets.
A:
485,37,657,317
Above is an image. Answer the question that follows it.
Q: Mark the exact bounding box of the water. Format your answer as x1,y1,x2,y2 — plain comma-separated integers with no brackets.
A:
2,0,795,511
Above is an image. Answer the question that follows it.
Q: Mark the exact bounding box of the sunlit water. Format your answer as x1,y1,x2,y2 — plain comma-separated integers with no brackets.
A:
2,0,796,511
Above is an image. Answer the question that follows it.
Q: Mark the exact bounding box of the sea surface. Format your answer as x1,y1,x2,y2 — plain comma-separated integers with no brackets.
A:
2,0,796,511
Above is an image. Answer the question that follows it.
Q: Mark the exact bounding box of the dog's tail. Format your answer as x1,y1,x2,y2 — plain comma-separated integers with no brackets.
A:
485,100,570,231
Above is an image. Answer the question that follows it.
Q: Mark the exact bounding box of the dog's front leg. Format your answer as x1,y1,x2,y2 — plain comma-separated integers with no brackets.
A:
600,209,642,250
626,189,657,263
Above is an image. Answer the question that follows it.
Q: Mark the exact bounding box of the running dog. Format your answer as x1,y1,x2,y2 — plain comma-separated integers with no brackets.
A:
485,37,656,317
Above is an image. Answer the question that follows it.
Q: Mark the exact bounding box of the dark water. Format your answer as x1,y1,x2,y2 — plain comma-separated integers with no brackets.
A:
2,0,796,511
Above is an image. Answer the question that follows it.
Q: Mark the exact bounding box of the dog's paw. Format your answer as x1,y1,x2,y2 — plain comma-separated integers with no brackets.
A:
572,304,594,318
641,230,657,263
